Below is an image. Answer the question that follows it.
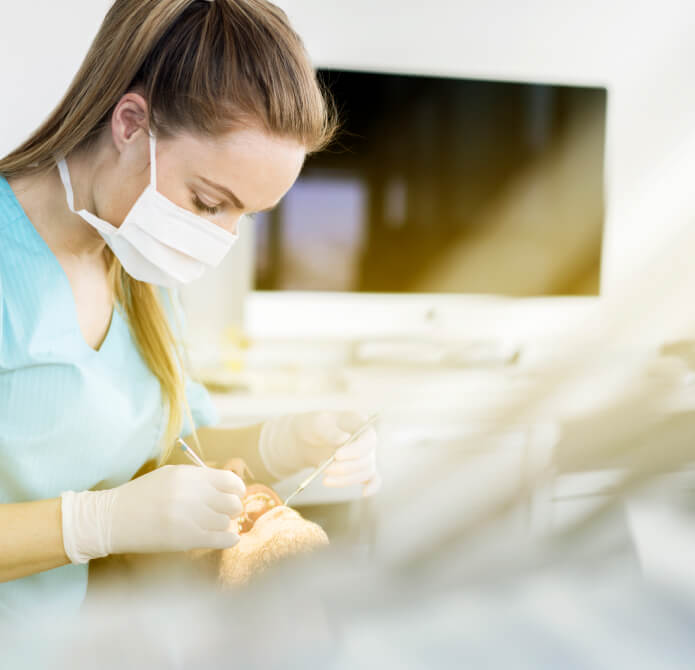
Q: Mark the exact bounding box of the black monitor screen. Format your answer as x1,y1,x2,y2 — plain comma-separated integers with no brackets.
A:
254,69,606,296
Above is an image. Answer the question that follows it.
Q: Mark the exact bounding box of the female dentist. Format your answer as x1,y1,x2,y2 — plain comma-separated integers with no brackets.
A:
0,0,380,623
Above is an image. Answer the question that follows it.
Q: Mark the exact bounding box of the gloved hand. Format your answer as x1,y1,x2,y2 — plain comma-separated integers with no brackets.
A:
258,411,381,496
60,464,246,564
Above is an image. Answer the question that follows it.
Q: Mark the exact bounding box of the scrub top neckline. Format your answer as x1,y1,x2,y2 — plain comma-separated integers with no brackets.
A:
1,175,119,355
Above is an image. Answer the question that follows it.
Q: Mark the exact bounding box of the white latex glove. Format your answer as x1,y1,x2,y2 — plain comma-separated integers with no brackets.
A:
258,411,381,496
60,464,245,564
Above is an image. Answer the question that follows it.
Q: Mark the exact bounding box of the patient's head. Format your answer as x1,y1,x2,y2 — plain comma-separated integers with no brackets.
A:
218,499,329,587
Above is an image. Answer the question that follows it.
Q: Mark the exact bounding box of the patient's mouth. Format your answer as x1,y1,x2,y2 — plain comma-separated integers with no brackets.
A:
236,484,284,533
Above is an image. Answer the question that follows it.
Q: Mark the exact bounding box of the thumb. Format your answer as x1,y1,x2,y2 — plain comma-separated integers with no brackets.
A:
204,467,246,497
336,410,370,433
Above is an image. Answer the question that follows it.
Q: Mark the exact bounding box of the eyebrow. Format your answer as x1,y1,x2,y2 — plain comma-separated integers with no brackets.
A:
199,177,274,213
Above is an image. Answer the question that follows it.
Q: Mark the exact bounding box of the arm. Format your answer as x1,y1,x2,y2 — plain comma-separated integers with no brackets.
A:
167,424,278,485
0,498,69,583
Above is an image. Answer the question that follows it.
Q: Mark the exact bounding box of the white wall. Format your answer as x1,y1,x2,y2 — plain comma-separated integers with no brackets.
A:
0,1,113,155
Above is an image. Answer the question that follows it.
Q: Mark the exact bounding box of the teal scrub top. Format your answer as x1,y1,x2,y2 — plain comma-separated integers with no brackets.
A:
0,175,219,625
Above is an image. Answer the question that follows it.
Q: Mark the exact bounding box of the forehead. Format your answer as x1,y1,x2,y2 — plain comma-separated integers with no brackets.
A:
168,126,306,210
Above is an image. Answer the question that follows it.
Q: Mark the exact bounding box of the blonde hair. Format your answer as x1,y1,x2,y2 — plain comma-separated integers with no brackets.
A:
0,0,337,465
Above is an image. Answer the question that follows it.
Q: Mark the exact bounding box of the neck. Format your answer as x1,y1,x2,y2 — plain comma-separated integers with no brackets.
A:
12,147,110,261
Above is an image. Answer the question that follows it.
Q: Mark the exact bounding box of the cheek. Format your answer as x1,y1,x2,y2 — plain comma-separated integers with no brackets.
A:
153,171,237,230
99,175,148,228
225,215,242,235
156,177,193,212
154,154,196,212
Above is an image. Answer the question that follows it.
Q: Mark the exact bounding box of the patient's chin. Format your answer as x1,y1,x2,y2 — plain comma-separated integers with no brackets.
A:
255,505,302,527
218,504,329,588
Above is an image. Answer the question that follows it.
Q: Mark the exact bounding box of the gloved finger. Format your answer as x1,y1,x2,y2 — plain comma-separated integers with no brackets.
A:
335,410,371,434
334,429,377,461
362,471,382,497
325,452,374,477
309,411,352,447
205,530,241,550
323,470,374,487
205,491,243,519
323,457,377,488
204,468,246,497
194,505,238,532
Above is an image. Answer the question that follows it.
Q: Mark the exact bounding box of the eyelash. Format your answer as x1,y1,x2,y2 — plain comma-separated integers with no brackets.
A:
192,194,222,215
192,193,261,222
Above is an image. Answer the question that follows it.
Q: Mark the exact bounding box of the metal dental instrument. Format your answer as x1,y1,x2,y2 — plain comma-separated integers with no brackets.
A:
284,414,379,506
177,437,209,468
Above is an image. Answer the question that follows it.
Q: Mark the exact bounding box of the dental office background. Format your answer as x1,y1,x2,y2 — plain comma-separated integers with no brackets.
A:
3,0,695,525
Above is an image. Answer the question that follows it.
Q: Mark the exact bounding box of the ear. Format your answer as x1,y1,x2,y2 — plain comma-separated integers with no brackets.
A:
111,92,149,154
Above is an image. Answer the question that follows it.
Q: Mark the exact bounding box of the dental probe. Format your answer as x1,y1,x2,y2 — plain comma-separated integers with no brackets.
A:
283,414,379,506
177,437,209,468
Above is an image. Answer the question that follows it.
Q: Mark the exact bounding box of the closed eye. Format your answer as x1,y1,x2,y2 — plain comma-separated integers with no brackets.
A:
192,194,222,215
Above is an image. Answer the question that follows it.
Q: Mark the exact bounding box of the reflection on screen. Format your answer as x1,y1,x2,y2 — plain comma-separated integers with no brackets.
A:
254,70,606,296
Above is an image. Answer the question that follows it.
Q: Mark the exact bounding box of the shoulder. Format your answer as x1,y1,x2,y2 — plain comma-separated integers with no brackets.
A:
0,176,57,311
0,175,47,270
0,178,21,285
0,175,29,259
0,175,25,233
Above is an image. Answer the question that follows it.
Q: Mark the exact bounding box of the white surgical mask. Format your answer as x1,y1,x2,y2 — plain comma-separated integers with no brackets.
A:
56,133,238,287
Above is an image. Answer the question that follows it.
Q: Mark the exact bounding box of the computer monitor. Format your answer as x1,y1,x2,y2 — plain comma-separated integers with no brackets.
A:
253,69,606,298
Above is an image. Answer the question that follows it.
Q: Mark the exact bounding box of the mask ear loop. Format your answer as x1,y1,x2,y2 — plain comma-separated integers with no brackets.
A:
148,132,158,191
56,155,77,212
